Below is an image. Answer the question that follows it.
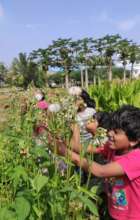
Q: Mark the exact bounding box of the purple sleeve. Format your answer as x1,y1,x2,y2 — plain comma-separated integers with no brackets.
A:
116,150,140,180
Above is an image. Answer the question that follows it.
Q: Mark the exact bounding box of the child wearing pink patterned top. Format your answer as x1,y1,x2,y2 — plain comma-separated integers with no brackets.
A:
108,148,140,220
56,105,140,220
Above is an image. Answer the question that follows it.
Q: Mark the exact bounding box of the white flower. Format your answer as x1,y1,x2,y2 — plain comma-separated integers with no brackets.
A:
68,86,82,96
35,93,43,101
48,103,61,113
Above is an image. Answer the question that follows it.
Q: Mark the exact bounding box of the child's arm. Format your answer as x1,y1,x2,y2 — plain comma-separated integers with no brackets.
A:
53,135,124,178
55,139,124,178
87,144,104,154
70,150,124,177
70,123,82,153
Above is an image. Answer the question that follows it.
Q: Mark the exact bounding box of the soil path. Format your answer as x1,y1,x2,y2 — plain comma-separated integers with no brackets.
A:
0,88,12,131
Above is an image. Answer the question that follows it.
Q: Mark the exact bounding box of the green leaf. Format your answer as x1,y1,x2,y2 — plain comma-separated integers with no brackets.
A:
13,197,30,220
0,207,17,220
78,186,98,201
9,165,28,183
78,195,99,217
32,205,43,218
31,175,48,192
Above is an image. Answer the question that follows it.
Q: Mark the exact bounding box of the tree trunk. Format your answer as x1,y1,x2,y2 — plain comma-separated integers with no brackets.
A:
42,64,48,87
80,68,84,88
123,64,126,82
65,71,69,89
108,59,112,81
85,66,89,89
98,76,101,85
130,63,134,80
93,73,96,85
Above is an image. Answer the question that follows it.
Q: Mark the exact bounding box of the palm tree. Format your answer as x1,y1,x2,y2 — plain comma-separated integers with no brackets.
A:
77,53,85,88
129,43,140,79
92,37,106,81
10,53,39,88
29,48,52,86
101,34,121,81
87,55,99,84
118,39,131,82
68,39,83,86
49,38,74,88
76,38,93,89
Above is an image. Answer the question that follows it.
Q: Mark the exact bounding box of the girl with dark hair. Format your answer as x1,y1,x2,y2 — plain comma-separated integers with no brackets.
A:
56,105,140,220
80,89,96,109
69,88,96,152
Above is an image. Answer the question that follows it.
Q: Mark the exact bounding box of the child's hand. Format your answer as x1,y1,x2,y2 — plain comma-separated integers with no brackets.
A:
87,144,95,153
55,138,67,156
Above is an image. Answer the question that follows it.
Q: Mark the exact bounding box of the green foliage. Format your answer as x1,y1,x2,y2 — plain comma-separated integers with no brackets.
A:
0,87,100,220
2,80,140,219
89,79,140,111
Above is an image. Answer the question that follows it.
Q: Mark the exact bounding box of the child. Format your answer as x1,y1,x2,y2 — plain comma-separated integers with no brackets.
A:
71,111,111,154
56,105,140,220
70,88,96,152
86,111,112,154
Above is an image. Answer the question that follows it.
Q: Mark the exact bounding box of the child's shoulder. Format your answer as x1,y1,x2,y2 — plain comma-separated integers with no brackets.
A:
129,148,140,156
119,148,140,160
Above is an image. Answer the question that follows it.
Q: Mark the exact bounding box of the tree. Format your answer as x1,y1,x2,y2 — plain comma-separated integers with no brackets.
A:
76,38,93,89
49,38,74,88
101,34,121,81
29,48,52,86
0,62,7,86
87,55,100,84
129,43,140,79
92,37,106,81
118,39,131,82
10,53,39,88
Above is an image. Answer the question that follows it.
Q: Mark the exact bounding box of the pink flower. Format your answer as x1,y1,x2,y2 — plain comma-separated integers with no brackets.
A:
37,100,49,110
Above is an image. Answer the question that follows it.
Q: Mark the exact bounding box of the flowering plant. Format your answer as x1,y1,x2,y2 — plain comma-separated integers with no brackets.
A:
91,127,108,147
68,86,82,96
48,103,61,113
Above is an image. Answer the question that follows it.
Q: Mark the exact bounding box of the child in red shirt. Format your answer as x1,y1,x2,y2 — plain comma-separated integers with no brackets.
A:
56,105,140,220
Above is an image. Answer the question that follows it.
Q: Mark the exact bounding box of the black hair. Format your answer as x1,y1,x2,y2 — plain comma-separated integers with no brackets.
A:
93,111,112,130
40,92,45,101
111,105,140,142
80,89,96,108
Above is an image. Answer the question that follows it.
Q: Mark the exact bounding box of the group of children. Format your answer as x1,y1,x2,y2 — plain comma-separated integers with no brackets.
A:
35,87,140,220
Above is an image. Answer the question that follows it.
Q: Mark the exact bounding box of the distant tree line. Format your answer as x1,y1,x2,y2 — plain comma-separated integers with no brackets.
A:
0,34,140,88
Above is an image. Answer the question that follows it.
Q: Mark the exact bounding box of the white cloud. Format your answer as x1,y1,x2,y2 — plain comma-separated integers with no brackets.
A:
0,3,4,17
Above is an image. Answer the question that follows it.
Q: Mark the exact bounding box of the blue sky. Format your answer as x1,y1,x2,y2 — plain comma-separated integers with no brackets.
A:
0,0,140,65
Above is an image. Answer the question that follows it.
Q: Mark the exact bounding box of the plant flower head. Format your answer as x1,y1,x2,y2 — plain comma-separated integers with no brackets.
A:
68,86,82,96
48,103,61,113
37,100,49,110
35,93,43,101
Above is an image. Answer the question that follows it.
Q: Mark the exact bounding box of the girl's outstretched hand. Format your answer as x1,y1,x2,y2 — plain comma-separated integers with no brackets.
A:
47,131,67,156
